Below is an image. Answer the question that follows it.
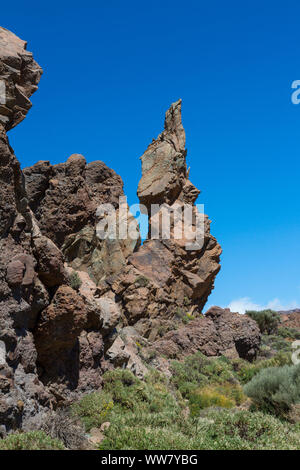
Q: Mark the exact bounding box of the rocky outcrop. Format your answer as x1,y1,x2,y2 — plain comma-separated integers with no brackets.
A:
114,100,221,338
0,29,49,432
0,27,42,130
152,307,261,361
24,156,140,284
279,310,300,330
0,26,262,438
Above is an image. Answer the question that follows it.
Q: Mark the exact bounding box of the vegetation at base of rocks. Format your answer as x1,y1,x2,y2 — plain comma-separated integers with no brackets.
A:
170,352,236,392
3,323,299,450
70,367,300,450
233,351,292,384
244,364,300,419
169,352,246,415
71,392,114,432
40,409,87,450
68,270,82,291
0,431,65,450
277,326,300,340
175,307,193,324
246,309,280,335
99,409,300,450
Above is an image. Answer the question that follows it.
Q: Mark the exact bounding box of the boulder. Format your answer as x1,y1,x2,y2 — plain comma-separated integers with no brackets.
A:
153,307,261,361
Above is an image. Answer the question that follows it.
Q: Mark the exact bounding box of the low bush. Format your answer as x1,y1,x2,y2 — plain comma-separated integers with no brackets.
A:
71,391,114,431
278,327,300,340
100,409,300,450
234,351,292,384
170,352,235,397
0,431,64,450
244,363,300,418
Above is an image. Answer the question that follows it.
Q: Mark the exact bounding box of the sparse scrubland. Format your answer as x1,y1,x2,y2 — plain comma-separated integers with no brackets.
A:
1,310,299,450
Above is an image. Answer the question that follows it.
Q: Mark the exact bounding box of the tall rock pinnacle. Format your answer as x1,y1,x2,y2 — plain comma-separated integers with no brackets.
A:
137,99,187,209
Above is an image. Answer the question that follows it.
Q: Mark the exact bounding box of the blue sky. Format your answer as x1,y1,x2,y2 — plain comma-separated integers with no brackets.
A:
2,1,300,312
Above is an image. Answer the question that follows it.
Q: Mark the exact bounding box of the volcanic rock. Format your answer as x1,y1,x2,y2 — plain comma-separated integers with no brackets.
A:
0,27,42,130
153,306,261,361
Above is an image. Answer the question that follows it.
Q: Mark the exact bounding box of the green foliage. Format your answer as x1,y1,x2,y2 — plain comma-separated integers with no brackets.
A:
278,327,300,340
170,352,235,397
246,309,280,335
169,352,245,416
235,351,292,384
69,270,82,291
189,387,235,416
0,431,64,450
70,356,300,450
71,391,113,431
100,409,300,450
244,364,300,418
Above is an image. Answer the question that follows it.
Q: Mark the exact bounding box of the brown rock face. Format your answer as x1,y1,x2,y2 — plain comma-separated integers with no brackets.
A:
119,100,221,335
152,307,261,361
1,27,262,438
279,309,300,330
0,35,45,425
0,27,42,130
24,155,140,284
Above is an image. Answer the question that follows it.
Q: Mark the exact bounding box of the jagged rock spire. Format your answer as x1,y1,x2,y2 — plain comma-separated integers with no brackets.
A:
137,99,187,209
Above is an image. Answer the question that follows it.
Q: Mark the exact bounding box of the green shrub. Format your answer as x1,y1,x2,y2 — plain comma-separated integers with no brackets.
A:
244,363,300,418
235,351,292,384
69,271,82,291
100,409,300,450
189,388,234,416
193,409,300,450
71,391,113,431
278,327,300,340
0,431,64,450
170,352,236,397
246,309,280,335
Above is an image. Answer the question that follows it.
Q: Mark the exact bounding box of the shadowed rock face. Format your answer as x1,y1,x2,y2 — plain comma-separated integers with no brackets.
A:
0,27,42,130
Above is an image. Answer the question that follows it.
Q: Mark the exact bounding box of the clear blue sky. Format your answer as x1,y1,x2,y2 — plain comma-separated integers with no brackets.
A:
2,1,300,312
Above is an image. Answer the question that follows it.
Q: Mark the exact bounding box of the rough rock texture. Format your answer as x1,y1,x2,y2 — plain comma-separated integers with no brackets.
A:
24,156,140,284
0,27,262,437
112,100,222,338
152,307,261,361
279,309,300,330
0,27,42,130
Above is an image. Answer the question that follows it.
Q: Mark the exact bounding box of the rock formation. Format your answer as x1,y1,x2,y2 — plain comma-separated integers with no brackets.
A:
0,27,260,436
279,309,300,330
0,27,42,130
24,156,140,284
113,99,222,338
152,307,261,361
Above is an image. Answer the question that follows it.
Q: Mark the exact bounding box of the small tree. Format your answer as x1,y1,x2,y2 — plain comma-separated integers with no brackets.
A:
246,309,280,335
